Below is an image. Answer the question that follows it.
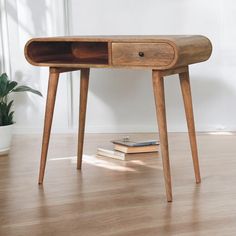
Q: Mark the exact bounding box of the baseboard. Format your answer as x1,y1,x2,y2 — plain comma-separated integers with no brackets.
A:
13,125,158,134
12,124,236,134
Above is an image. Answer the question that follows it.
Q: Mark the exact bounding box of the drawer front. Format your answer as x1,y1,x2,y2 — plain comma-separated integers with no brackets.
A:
112,43,175,67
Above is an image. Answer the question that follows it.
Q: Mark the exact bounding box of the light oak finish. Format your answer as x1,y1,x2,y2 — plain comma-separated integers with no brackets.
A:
179,69,201,183
112,43,175,67
38,69,59,184
157,66,188,77
50,67,80,74
24,35,212,201
1,133,236,236
77,68,90,169
152,71,172,202
25,35,212,69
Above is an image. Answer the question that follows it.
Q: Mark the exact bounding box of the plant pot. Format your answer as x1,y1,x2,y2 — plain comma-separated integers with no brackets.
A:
0,124,14,155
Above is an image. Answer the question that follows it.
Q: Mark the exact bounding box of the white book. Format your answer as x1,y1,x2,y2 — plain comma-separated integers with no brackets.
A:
97,148,126,160
96,148,159,161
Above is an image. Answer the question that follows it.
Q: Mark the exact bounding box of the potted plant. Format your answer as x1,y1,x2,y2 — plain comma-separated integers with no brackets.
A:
0,73,42,155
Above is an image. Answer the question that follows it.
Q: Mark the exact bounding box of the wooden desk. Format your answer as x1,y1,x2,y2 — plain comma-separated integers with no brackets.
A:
25,35,212,202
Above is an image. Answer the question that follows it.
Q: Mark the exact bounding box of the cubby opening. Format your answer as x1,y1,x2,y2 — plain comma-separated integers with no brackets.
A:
26,41,109,65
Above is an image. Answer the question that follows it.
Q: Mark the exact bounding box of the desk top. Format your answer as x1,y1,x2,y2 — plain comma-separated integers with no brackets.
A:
25,35,212,70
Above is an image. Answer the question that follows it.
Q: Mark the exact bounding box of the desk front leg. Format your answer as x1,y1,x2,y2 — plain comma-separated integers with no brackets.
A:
77,68,90,169
39,68,60,184
152,70,172,202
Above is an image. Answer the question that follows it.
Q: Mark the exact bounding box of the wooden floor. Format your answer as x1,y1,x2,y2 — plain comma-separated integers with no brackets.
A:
0,132,236,236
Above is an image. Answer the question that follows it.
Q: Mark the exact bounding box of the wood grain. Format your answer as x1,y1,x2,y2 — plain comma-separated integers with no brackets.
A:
157,66,188,77
71,42,108,61
152,70,172,202
24,35,212,202
38,68,59,184
179,69,201,183
112,43,175,67
77,68,90,169
1,132,235,236
24,35,212,69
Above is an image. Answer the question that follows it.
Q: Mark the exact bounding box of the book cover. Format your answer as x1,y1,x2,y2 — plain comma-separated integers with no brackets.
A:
114,144,159,154
111,139,159,147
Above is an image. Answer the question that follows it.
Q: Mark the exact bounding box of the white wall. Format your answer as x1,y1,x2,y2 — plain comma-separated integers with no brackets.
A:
70,0,236,132
1,0,236,133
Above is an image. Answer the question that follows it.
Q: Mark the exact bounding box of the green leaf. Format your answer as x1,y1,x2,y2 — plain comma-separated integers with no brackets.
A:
0,100,14,126
0,73,8,81
6,100,13,115
8,111,14,123
0,73,9,97
0,73,42,126
13,85,42,97
6,81,18,94
0,110,2,126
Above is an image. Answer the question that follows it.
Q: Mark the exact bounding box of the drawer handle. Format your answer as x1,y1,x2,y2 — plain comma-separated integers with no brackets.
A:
138,52,145,57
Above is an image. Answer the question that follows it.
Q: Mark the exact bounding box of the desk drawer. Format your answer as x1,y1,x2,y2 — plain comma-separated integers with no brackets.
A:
112,43,175,67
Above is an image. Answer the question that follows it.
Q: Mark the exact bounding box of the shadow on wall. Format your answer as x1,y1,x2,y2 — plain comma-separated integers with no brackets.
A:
25,0,48,36
4,0,49,121
6,0,47,36
10,71,43,119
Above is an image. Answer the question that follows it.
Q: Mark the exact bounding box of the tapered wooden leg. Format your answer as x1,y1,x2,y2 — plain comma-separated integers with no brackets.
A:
77,68,90,169
179,69,201,184
38,68,60,184
152,70,172,202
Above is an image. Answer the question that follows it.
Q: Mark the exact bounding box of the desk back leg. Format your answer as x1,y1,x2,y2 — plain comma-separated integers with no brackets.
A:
152,70,172,202
179,69,201,183
77,68,90,169
39,68,60,184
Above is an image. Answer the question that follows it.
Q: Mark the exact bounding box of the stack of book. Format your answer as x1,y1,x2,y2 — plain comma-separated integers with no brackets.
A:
96,138,160,161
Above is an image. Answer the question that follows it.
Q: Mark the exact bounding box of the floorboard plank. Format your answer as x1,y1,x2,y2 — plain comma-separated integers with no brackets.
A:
0,133,236,236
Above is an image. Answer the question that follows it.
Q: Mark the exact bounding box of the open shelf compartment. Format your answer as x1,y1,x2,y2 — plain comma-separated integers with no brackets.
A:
26,41,109,65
